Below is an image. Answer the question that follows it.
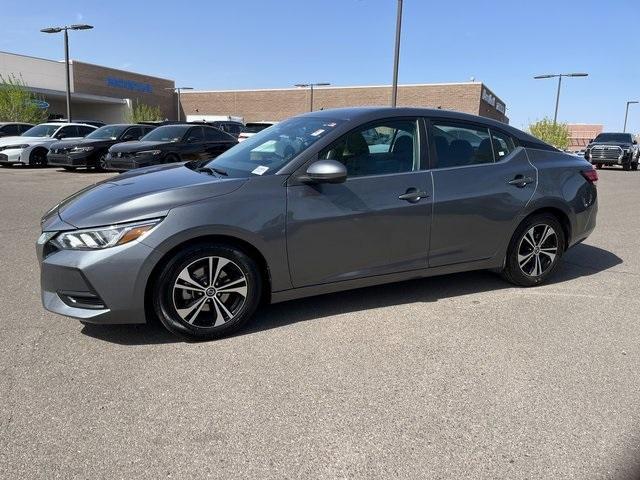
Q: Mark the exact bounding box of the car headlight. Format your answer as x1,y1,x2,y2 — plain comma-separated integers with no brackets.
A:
136,150,162,156
72,146,94,152
52,218,162,250
0,144,29,151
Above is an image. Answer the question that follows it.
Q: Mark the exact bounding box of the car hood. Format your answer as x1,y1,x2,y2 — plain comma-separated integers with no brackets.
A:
0,135,54,146
109,140,171,153
51,138,114,150
52,163,247,228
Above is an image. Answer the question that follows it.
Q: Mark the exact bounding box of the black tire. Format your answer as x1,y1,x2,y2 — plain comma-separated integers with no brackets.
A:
501,213,565,287
95,152,108,172
623,162,631,171
63,166,77,171
29,148,48,167
631,162,638,171
595,163,602,169
164,153,180,164
152,244,262,340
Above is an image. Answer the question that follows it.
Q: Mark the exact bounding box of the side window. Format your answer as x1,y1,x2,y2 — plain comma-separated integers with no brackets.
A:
430,121,493,168
186,126,204,143
2,125,19,135
318,119,419,177
142,126,155,136
78,126,95,137
204,127,226,141
490,130,516,160
20,125,32,134
123,127,143,140
57,126,77,138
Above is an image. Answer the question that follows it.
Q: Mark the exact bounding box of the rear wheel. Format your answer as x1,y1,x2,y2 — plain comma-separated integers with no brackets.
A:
96,152,108,171
153,244,262,340
502,214,565,287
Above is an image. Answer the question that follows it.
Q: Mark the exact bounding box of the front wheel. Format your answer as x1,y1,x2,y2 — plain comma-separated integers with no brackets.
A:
152,245,262,340
29,148,48,167
501,214,565,287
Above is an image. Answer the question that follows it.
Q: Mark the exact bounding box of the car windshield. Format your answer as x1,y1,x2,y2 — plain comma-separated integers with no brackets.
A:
86,125,128,140
141,125,189,142
593,133,633,143
21,124,59,137
204,117,343,177
243,123,274,134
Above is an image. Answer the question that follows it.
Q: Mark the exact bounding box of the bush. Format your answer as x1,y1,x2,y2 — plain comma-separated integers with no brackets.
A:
0,74,49,124
528,118,570,150
128,101,164,123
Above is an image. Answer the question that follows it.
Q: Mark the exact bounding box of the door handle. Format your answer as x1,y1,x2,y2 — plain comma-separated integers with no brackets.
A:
398,188,429,203
508,175,534,187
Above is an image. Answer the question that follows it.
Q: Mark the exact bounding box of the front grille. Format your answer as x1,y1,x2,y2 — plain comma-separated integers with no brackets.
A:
589,145,622,161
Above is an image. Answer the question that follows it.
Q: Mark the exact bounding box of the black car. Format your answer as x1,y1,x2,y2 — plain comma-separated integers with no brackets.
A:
203,120,244,138
105,124,237,171
0,122,34,138
585,132,639,171
50,119,106,128
47,124,156,171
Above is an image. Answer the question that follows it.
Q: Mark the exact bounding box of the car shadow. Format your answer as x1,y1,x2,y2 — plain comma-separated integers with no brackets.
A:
80,243,622,345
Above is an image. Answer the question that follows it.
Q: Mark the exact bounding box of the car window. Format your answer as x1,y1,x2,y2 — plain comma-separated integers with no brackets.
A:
430,121,493,168
123,126,143,140
318,119,418,178
490,130,516,160
19,125,31,134
186,127,204,143
203,127,228,141
77,126,95,137
142,126,155,136
57,126,78,138
2,124,19,135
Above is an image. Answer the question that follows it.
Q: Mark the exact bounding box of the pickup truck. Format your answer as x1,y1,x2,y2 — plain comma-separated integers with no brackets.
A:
585,132,638,171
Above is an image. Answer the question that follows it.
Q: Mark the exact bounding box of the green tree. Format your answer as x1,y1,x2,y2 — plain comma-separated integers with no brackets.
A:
127,101,164,123
528,118,570,150
0,74,49,124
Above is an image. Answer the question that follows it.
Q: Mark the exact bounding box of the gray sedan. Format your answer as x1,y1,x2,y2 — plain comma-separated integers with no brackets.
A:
37,107,598,340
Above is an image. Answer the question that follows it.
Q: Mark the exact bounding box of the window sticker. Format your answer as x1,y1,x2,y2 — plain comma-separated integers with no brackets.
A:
310,129,325,137
251,165,269,175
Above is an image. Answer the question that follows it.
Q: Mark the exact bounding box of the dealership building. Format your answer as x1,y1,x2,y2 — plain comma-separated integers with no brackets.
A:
0,51,175,122
180,82,509,124
2,50,509,125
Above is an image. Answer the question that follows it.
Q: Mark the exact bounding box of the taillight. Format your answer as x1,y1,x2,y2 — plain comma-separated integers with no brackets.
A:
581,168,598,185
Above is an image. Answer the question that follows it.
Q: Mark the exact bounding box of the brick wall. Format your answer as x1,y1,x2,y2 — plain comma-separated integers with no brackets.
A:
180,83,509,123
72,61,176,119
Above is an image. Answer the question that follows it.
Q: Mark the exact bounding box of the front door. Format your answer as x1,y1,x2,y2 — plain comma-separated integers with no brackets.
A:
427,119,536,267
286,118,432,287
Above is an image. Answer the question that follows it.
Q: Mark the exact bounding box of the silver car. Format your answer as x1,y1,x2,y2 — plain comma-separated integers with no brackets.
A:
37,108,598,340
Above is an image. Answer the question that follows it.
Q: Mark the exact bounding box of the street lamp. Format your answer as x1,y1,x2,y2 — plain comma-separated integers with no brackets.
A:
294,83,331,112
533,72,588,124
165,87,193,121
391,0,403,107
623,101,638,133
40,24,94,122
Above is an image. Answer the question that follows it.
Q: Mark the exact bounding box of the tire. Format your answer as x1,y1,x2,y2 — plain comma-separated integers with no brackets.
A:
623,162,631,171
63,166,77,171
164,154,179,164
501,213,565,287
595,163,602,169
95,152,108,172
29,148,48,167
152,244,262,340
632,162,638,171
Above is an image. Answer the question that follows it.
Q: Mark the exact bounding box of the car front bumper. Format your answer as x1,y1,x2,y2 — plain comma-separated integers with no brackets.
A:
48,151,97,168
37,233,164,324
0,149,26,165
104,153,161,171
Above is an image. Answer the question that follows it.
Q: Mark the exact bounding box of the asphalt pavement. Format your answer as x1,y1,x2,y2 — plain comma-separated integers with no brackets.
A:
1,165,639,479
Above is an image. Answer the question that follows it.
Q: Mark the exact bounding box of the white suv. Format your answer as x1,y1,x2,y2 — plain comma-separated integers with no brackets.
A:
0,122,97,167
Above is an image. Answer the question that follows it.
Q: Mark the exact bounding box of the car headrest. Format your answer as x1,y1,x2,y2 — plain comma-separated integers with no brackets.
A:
392,135,413,155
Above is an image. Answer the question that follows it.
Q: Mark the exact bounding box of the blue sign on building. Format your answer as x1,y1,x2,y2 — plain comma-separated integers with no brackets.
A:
106,77,153,94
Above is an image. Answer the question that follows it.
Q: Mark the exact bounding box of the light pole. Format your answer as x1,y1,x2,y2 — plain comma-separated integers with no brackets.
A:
294,83,330,112
166,87,193,121
533,72,588,124
623,101,638,132
41,24,93,122
391,0,403,107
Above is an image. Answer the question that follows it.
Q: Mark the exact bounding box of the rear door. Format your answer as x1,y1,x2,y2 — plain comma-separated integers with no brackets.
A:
182,126,206,161
426,118,536,267
286,117,432,287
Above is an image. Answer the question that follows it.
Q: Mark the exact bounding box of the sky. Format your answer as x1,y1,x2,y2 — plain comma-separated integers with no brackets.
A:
1,0,638,132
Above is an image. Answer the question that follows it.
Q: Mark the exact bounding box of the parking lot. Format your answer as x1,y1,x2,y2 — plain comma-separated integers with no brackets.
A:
0,166,639,479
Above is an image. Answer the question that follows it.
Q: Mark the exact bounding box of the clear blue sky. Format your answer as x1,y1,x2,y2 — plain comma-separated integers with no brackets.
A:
1,0,638,132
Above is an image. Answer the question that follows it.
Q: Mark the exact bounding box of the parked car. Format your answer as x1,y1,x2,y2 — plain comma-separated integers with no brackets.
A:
50,119,106,128
104,124,237,171
47,124,156,171
0,122,97,167
238,121,277,142
37,107,598,340
0,122,33,138
201,120,244,138
585,132,638,170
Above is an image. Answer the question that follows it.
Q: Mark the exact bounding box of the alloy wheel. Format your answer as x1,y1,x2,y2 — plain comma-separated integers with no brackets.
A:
517,224,558,277
99,154,108,170
172,256,248,327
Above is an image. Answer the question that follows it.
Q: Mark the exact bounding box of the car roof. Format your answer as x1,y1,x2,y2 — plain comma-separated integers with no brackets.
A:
38,122,97,127
298,107,549,149
0,122,33,126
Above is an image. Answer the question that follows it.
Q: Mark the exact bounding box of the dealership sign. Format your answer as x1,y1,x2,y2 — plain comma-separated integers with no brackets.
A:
106,76,153,94
481,88,506,114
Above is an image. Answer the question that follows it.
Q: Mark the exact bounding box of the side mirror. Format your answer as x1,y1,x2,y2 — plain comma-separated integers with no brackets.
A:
300,160,347,184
